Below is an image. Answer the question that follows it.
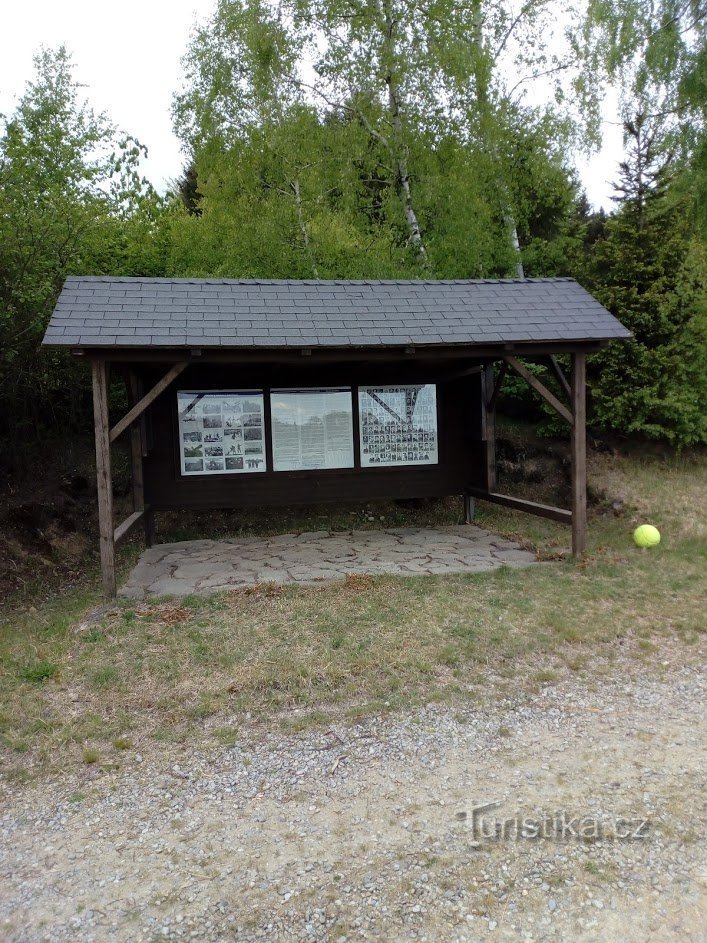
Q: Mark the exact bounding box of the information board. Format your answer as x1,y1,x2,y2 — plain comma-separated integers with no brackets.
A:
177,390,266,475
271,388,354,472
358,385,438,466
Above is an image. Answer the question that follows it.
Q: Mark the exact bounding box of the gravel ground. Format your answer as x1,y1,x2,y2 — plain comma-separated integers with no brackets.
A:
1,659,705,942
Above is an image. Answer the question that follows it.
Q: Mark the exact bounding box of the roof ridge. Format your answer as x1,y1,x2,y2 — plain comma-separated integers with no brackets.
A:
65,276,578,285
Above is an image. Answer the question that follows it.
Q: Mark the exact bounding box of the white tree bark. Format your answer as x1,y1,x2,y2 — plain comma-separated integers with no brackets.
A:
291,178,319,278
470,0,525,278
504,209,525,278
377,0,429,265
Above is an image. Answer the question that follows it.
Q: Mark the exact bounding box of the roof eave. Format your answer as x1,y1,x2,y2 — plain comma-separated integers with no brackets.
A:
42,335,629,362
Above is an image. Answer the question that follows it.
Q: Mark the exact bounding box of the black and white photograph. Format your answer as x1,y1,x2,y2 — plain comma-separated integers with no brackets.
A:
358,385,438,467
177,391,267,475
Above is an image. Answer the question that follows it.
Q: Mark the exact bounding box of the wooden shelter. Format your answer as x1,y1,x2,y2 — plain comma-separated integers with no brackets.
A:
42,277,630,598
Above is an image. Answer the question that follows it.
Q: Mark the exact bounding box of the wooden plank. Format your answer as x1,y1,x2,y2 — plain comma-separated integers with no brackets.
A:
91,359,116,598
571,352,587,555
487,361,508,410
114,508,147,545
127,371,145,512
441,364,484,382
504,356,574,425
549,354,571,399
482,363,497,491
468,487,572,524
144,509,156,548
109,362,187,443
463,494,476,524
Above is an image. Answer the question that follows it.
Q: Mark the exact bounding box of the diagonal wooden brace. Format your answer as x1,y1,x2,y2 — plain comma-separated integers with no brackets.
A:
548,354,571,399
110,362,187,443
504,356,573,425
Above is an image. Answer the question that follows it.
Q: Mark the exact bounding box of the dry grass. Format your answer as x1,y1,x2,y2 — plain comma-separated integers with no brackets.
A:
1,447,705,780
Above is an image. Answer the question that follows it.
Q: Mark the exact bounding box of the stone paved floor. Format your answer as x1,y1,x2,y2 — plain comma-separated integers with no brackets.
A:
119,525,536,599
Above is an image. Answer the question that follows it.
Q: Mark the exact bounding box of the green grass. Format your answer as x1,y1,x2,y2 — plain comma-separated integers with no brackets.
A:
0,447,704,778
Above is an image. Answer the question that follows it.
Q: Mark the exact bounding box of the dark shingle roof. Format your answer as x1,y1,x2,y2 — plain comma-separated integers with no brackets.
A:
42,277,630,349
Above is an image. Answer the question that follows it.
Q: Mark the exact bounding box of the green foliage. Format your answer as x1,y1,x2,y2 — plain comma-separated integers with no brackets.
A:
1,3,705,459
583,120,707,446
171,0,607,276
0,46,167,467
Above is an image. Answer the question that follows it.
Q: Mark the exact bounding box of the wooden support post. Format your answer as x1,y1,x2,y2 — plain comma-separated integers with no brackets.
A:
463,494,476,524
91,359,116,599
571,352,587,556
128,371,144,514
144,512,156,548
487,361,508,412
482,363,497,491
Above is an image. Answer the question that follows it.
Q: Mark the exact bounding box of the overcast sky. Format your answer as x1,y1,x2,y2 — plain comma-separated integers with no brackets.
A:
1,0,624,210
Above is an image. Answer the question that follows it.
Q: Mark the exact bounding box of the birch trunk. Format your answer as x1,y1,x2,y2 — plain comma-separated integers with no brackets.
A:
291,178,319,278
504,210,525,278
377,0,429,265
471,0,524,278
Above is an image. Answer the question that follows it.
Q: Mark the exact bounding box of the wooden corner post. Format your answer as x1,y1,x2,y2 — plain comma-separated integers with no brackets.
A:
571,352,587,556
91,359,116,598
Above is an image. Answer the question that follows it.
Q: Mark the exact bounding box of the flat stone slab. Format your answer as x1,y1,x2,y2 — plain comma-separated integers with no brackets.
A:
119,525,537,599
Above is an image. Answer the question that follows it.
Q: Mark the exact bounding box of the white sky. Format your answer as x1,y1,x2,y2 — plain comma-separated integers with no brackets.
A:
0,0,624,210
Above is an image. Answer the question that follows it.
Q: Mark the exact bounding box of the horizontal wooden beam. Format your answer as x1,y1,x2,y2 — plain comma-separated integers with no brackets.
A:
109,362,187,443
468,487,572,525
504,356,574,426
114,507,148,545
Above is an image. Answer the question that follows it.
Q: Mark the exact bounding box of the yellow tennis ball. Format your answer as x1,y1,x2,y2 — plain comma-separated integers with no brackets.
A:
633,524,661,548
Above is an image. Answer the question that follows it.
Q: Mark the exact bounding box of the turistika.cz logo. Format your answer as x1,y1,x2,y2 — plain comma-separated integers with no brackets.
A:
457,801,650,842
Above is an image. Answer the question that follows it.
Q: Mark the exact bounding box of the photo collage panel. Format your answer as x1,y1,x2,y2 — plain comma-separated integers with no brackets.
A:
177,390,266,475
358,385,438,467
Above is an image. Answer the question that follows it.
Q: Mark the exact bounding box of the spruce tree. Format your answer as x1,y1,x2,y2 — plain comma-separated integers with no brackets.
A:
586,116,707,446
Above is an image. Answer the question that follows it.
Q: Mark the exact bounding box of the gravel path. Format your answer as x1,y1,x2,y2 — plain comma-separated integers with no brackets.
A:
1,662,705,942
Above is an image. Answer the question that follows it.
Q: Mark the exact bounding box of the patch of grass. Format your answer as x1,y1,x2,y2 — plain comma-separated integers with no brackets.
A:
89,666,119,689
533,669,558,684
1,449,705,778
212,726,239,747
112,736,132,751
82,748,100,765
20,661,58,683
